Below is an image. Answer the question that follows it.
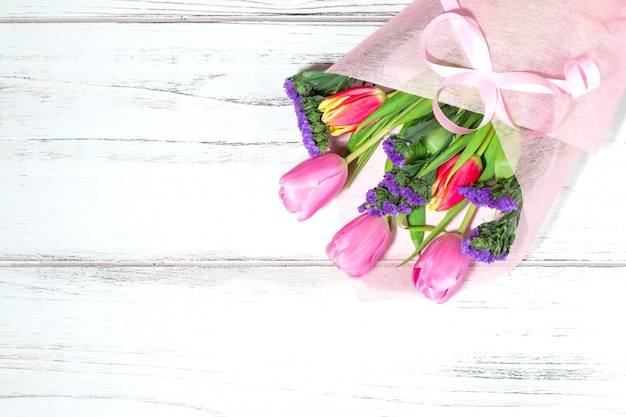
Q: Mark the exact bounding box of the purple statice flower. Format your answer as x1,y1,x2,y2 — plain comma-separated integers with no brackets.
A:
365,189,377,204
381,201,398,216
461,229,493,263
359,188,385,217
300,127,319,157
358,203,382,217
458,185,492,207
285,79,321,158
461,227,508,264
400,186,426,206
383,138,406,167
397,203,413,215
458,185,518,212
359,170,428,218
495,196,518,212
461,239,500,264
379,201,412,216
293,103,318,156
283,79,299,101
382,172,401,196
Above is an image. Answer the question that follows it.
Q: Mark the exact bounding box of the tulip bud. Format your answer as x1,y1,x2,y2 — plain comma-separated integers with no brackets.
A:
318,86,387,136
326,214,391,278
422,125,454,154
279,153,348,221
413,233,469,303
429,154,482,212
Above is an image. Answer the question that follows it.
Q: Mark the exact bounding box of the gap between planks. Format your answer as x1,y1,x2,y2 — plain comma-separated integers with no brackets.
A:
0,15,395,24
1,260,624,268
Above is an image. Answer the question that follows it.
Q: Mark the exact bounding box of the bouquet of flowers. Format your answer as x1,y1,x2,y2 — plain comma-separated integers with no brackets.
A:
279,0,626,303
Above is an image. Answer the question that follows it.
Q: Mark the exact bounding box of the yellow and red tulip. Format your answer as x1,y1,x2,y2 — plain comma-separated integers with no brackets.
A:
429,153,482,212
318,86,387,136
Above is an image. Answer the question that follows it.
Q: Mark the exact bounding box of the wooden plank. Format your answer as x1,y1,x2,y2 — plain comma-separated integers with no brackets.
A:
0,265,624,416
0,22,367,261
1,22,625,262
0,0,412,21
0,139,341,262
0,22,379,141
0,22,379,111
2,133,626,263
2,2,623,416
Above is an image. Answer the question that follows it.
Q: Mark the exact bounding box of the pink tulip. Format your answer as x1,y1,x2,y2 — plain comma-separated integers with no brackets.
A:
429,154,482,212
279,153,348,221
413,233,469,303
318,86,387,136
326,214,391,278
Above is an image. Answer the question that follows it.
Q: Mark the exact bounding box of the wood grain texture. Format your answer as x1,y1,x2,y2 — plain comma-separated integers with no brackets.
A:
1,266,625,416
1,22,625,262
1,1,626,415
0,0,412,21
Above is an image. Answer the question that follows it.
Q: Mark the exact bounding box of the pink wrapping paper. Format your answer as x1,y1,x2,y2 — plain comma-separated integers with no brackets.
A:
327,0,626,300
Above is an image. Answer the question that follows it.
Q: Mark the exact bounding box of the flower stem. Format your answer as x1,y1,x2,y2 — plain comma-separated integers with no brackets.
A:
344,131,385,164
397,200,468,266
458,203,477,236
402,226,436,232
475,125,496,157
344,98,426,165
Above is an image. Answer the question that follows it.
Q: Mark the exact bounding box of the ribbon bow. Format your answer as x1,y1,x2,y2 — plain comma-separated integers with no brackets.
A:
420,1,601,135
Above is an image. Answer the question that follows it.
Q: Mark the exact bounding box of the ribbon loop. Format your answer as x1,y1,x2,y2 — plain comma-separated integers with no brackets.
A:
563,56,601,98
420,2,601,135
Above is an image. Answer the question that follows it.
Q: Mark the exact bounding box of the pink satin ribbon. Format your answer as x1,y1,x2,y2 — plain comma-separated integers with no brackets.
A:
420,0,601,135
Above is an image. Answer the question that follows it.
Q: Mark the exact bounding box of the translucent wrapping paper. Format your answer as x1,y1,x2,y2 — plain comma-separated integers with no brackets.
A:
327,0,626,299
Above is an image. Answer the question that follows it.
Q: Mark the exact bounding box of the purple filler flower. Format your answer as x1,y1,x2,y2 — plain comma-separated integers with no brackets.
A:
284,79,299,101
365,189,377,204
460,229,507,264
284,79,320,158
458,185,518,212
382,172,401,196
461,240,507,264
383,138,406,167
358,203,382,217
381,201,398,216
400,186,426,206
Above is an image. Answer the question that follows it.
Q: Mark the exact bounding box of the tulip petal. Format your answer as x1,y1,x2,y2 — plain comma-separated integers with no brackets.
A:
298,169,348,221
326,214,391,278
318,86,386,136
279,153,348,221
412,233,470,303
429,153,483,212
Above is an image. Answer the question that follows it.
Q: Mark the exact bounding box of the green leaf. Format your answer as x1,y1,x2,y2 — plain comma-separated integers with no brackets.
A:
345,113,393,153
346,93,432,154
360,92,426,127
384,157,394,172
447,125,490,178
345,139,381,188
481,135,514,180
494,149,515,179
408,205,426,249
418,133,473,178
394,97,435,127
291,71,355,96
398,200,468,266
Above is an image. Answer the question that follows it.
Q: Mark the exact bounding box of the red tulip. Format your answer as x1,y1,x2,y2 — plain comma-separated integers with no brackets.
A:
318,86,386,136
413,233,469,303
279,153,348,221
429,154,482,211
326,214,391,278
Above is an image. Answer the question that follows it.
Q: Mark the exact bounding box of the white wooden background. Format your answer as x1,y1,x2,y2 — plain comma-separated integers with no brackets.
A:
1,1,625,416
